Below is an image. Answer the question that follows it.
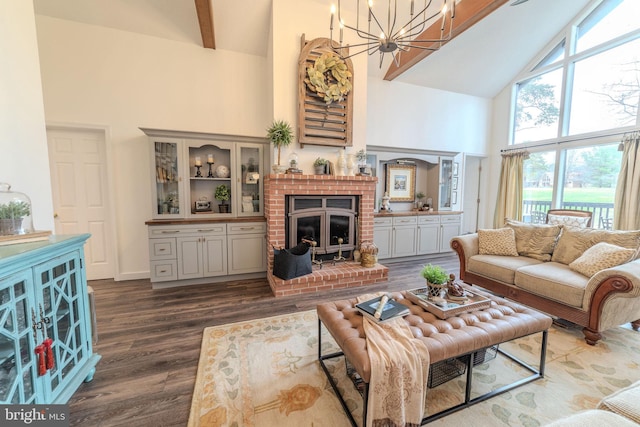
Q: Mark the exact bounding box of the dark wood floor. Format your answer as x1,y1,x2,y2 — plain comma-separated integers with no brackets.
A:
68,254,459,427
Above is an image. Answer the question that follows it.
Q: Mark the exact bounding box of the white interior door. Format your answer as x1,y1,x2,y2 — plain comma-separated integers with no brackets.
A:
47,128,114,280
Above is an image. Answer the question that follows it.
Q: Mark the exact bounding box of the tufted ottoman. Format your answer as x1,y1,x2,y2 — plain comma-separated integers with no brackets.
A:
317,285,553,426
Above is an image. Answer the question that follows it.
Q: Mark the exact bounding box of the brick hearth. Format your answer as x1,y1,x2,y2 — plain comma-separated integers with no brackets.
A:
264,174,388,297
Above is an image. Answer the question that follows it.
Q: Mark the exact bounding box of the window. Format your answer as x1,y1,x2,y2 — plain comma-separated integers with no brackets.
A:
569,38,640,135
514,71,562,144
523,144,621,228
512,0,640,144
523,151,555,223
513,0,637,229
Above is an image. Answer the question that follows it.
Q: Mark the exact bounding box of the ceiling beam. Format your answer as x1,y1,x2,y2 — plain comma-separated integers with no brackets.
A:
195,0,215,49
384,0,509,81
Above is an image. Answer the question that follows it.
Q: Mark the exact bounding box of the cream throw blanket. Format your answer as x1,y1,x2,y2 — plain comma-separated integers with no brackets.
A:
358,294,430,427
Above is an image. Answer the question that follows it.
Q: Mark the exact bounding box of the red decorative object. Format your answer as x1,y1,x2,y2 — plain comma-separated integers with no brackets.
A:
35,344,46,376
44,338,54,370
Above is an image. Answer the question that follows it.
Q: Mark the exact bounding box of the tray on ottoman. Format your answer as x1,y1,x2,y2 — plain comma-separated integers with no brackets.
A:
405,286,491,319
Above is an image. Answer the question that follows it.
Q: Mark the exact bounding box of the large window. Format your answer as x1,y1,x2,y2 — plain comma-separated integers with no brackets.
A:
513,0,640,145
514,0,638,228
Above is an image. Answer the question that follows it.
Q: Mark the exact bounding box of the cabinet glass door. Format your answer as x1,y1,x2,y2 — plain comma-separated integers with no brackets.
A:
238,144,263,216
0,271,37,404
187,141,233,216
439,158,453,210
36,251,88,399
153,141,182,218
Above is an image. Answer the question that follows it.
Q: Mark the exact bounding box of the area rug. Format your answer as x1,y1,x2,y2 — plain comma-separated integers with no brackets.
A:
187,310,640,427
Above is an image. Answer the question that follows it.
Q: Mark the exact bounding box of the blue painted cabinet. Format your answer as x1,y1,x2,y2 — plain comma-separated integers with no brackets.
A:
0,234,100,404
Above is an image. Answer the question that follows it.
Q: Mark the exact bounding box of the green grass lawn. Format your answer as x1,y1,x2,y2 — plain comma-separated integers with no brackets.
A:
523,187,615,204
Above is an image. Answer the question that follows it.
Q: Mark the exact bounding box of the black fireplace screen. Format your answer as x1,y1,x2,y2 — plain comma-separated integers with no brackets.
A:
287,196,357,256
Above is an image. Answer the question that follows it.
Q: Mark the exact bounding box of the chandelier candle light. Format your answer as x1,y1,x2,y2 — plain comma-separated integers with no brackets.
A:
330,0,457,67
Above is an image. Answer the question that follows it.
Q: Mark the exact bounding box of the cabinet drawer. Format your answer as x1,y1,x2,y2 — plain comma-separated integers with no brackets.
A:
149,238,176,260
418,215,440,224
393,216,417,226
150,260,177,281
441,214,461,223
149,224,227,237
374,217,393,226
227,222,267,235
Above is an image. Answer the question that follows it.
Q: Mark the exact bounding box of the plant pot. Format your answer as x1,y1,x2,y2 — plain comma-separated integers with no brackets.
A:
314,166,325,175
272,164,287,174
219,204,229,214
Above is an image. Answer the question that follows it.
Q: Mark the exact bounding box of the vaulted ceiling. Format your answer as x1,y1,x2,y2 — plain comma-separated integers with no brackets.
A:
33,0,591,98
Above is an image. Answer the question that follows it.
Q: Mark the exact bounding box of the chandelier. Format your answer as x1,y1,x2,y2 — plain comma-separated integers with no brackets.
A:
330,0,457,67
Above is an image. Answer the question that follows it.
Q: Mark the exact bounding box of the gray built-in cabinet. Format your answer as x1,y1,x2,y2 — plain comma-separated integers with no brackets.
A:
374,213,462,260
142,128,269,288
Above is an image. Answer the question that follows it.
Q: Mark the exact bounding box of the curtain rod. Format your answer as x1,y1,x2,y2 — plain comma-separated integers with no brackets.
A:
500,128,640,153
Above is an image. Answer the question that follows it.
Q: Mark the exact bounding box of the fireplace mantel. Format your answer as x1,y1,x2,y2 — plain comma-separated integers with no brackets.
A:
264,174,388,296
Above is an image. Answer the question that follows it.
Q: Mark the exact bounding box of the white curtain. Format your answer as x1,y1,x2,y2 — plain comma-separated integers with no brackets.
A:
493,150,529,229
614,132,640,230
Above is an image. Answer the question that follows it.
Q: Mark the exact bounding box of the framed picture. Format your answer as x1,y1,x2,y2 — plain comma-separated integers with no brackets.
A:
386,164,416,202
451,191,457,205
452,162,459,176
452,176,458,190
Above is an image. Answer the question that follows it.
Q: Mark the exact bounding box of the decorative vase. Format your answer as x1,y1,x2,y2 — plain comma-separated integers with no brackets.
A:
336,151,346,176
346,154,356,176
427,282,446,298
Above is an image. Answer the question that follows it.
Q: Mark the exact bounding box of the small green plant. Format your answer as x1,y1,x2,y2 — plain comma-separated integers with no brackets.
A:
416,191,426,201
266,120,294,166
214,185,230,204
0,201,30,219
313,157,328,167
420,264,448,284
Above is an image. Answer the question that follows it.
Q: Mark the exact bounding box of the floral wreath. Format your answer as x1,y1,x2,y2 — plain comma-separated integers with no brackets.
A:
305,52,353,104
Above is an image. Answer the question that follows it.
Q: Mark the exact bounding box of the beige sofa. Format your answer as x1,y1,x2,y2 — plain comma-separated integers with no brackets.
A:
451,220,640,345
545,379,640,426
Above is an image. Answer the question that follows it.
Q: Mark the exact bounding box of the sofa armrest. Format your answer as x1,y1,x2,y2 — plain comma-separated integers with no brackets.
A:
583,258,640,330
450,233,479,280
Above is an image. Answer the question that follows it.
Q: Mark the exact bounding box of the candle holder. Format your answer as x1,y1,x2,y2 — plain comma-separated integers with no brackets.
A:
207,160,215,178
195,164,202,177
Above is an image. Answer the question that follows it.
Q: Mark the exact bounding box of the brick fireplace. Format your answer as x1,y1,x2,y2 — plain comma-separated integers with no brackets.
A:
264,174,388,296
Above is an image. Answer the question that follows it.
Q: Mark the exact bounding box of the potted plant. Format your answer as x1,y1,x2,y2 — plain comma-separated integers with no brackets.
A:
420,264,448,298
0,200,30,235
266,120,294,174
416,191,426,209
313,157,328,174
215,185,231,213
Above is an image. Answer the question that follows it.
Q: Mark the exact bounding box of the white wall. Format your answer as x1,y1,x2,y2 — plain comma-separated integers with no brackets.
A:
0,1,54,232
482,84,514,229
36,16,270,279
367,78,492,154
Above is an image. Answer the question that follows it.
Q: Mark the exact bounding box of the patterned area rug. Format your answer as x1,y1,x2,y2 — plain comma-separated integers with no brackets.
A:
187,310,640,427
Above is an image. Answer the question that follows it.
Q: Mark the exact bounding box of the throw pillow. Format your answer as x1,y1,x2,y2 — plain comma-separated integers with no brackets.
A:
547,213,590,228
505,219,561,261
552,226,640,265
569,242,636,278
478,228,519,256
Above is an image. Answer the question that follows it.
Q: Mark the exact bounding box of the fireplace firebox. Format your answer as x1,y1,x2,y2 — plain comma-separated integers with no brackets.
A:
286,195,357,259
